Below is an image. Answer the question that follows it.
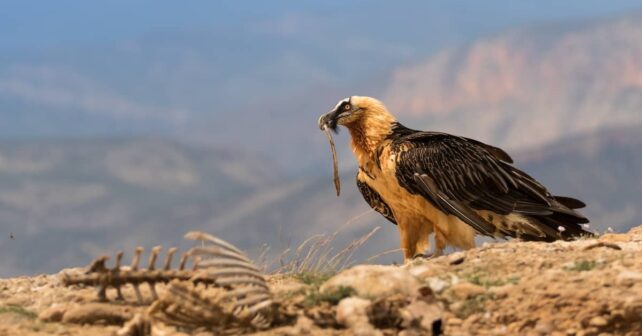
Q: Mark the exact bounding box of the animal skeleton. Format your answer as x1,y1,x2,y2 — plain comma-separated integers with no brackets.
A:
63,231,273,334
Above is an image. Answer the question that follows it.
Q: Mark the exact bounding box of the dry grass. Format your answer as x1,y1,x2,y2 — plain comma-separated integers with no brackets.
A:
246,209,391,279
185,207,391,287
246,210,400,283
270,226,381,275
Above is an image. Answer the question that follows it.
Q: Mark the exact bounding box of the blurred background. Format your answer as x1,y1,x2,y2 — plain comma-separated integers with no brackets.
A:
1,1,642,277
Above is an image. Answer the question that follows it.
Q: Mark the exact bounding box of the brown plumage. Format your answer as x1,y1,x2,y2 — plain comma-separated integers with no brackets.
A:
318,96,591,262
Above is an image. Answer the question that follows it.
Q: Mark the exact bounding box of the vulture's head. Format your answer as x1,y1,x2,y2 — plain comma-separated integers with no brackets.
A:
318,96,390,133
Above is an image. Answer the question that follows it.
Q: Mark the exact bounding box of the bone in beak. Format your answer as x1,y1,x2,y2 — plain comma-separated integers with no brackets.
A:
322,125,341,196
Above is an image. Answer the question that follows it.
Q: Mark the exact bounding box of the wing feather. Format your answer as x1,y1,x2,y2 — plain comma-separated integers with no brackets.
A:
393,131,590,240
356,173,396,225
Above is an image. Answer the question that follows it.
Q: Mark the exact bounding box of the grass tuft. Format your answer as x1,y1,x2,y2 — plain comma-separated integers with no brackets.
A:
455,293,494,318
295,272,333,287
464,272,520,288
0,305,37,319
304,286,356,307
264,224,381,277
565,260,598,272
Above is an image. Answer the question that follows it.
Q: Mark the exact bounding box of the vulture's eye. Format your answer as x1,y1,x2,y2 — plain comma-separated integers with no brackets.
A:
344,104,351,110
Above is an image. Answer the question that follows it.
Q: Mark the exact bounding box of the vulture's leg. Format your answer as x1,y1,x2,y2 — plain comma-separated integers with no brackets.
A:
398,222,417,262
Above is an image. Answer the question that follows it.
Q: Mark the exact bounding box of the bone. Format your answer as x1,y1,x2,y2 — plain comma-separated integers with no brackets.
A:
247,300,273,315
198,267,266,280
114,251,126,301
131,247,144,270
97,285,108,302
114,251,124,269
188,246,251,263
214,277,270,289
149,283,159,301
133,284,143,303
184,231,246,256
147,246,162,270
179,252,189,270
192,256,201,271
163,247,178,270
115,286,125,301
198,258,261,272
87,256,109,273
322,125,341,196
223,286,269,300
234,294,271,308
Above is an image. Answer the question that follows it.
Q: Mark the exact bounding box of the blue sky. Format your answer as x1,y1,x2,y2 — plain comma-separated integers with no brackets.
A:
2,0,642,159
2,1,642,51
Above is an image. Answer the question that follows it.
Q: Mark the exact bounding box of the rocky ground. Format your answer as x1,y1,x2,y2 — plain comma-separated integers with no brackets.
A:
1,226,641,336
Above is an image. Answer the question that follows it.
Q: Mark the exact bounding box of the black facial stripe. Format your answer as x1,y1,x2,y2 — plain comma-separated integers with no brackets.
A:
333,97,350,111
338,99,352,112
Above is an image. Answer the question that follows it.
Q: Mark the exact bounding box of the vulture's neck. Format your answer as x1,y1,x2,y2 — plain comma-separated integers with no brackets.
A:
346,108,396,167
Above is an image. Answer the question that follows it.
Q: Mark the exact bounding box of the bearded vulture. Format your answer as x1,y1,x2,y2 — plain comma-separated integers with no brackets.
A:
318,96,591,261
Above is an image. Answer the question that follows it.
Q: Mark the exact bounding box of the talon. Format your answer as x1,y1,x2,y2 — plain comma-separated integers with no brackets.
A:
412,253,430,260
413,250,443,260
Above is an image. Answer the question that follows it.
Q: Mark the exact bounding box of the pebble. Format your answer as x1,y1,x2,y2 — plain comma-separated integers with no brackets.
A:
589,316,608,327
446,282,486,300
321,265,420,299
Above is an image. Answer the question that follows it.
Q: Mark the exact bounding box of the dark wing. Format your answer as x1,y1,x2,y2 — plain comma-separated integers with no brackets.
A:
394,132,589,240
356,173,396,225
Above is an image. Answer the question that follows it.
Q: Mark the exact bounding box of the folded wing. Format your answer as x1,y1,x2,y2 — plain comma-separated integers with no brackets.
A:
393,132,590,241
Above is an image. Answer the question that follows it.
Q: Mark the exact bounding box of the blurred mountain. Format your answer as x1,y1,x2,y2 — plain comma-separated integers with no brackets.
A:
0,138,283,276
3,7,642,171
220,125,642,264
1,126,640,277
385,12,642,150
515,126,642,232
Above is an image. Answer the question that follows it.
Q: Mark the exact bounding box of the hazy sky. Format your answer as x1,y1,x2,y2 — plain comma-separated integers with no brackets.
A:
2,1,642,51
2,0,642,168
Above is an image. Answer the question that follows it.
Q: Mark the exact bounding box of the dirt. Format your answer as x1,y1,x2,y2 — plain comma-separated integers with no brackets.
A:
1,226,641,335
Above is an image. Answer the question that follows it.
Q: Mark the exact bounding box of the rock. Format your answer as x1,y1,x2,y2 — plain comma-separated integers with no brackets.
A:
588,316,608,327
406,262,449,279
488,284,515,299
62,303,134,325
627,226,642,236
535,321,554,334
116,313,152,336
448,251,467,265
399,300,443,333
289,316,316,335
38,304,68,322
598,233,630,244
445,282,486,300
320,265,420,299
269,276,309,297
424,277,450,293
615,270,642,286
336,297,381,336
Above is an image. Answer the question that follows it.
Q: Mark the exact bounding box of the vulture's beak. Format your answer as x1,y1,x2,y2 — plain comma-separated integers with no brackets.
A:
318,108,341,132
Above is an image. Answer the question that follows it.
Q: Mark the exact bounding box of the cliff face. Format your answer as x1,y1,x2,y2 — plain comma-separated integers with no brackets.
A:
384,13,642,150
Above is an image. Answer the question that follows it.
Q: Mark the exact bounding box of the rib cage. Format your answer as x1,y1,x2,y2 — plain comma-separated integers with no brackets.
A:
63,231,273,334
62,244,206,303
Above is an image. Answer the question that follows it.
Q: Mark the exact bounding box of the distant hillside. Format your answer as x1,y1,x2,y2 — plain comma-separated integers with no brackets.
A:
0,138,282,277
3,9,642,171
516,126,642,232
385,12,642,150
1,125,640,277
224,126,642,267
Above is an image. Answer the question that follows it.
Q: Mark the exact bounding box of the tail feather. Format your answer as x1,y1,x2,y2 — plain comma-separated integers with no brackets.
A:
529,212,593,241
553,196,586,209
